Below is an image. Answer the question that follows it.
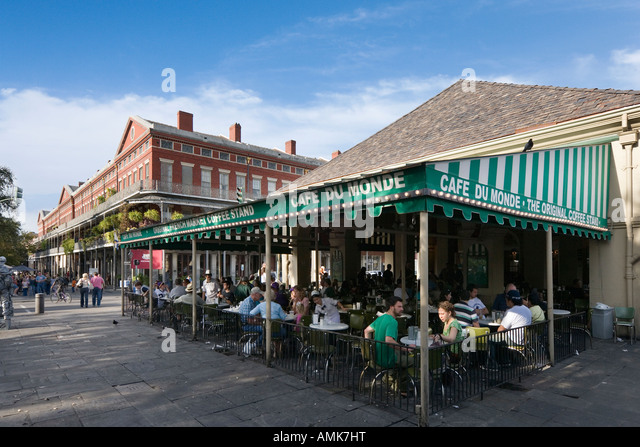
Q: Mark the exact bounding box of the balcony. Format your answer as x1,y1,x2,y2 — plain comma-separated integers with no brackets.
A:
37,179,265,242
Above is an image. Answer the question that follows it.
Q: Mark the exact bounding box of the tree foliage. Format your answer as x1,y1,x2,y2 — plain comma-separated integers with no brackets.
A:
0,166,17,214
0,216,37,266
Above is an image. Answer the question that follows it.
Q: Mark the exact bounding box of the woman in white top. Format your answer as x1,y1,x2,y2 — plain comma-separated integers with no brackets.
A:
77,273,90,308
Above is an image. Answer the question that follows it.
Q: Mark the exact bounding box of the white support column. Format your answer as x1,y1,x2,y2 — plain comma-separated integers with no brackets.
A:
192,237,198,340
546,228,555,366
148,241,154,324
120,245,125,317
418,211,430,427
265,225,273,365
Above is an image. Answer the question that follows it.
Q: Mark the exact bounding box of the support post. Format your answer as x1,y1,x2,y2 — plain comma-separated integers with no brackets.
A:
265,225,273,365
546,228,555,366
418,211,430,426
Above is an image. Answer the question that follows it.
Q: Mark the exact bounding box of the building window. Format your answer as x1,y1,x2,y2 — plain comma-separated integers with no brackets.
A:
161,140,173,149
467,244,488,288
267,161,276,170
237,155,247,165
201,148,212,158
282,164,291,173
252,158,262,167
220,172,229,198
161,161,173,184
182,165,193,193
201,169,211,194
145,163,149,179
267,179,277,194
295,167,304,175
182,144,194,154
138,166,143,182
236,174,246,193
219,152,230,161
252,178,261,197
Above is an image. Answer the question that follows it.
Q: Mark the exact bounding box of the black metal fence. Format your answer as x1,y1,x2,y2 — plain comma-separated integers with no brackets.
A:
124,294,591,416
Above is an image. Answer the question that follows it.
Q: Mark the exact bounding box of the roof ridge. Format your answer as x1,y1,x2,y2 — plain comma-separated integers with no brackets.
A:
472,79,640,95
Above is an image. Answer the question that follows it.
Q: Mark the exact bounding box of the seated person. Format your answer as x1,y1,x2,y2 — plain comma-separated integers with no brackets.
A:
311,290,345,324
133,281,150,306
497,290,532,345
289,285,310,316
217,280,235,306
523,292,546,323
249,292,288,343
492,283,516,312
169,279,187,301
271,282,289,310
238,287,263,333
172,283,205,330
431,301,464,361
364,296,414,392
466,285,489,317
453,293,480,328
153,282,169,308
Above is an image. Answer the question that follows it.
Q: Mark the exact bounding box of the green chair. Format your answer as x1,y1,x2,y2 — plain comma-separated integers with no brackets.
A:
571,299,593,348
614,307,636,344
203,304,225,339
302,329,336,382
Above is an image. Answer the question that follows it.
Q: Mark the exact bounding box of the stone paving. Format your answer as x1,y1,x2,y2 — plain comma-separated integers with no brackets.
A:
2,289,639,431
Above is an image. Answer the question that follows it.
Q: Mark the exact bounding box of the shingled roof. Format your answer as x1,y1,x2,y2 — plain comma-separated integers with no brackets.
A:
294,80,640,189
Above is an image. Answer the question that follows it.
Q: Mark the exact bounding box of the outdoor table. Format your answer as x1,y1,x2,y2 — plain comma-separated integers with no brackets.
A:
310,322,349,331
400,335,433,347
479,319,501,332
552,309,571,316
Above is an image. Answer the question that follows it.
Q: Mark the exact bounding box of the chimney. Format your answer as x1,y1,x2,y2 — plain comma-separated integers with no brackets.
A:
177,111,193,132
230,123,241,142
332,150,342,159
285,140,296,155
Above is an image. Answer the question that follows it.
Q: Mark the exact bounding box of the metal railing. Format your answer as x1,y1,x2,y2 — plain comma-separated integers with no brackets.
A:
124,300,591,416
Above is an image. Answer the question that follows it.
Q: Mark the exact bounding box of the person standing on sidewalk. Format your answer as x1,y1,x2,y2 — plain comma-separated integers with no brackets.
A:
90,272,105,307
77,273,90,308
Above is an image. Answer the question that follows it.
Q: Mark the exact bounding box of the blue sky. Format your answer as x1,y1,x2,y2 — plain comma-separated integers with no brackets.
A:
3,0,640,232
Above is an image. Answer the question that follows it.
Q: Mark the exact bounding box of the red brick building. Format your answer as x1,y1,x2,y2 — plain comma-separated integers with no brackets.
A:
34,111,325,281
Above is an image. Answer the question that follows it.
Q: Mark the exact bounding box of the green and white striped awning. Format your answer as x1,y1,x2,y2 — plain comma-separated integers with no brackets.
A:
118,145,611,247
424,144,611,239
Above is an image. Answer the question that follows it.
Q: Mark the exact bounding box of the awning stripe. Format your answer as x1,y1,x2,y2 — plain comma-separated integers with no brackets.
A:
427,144,610,234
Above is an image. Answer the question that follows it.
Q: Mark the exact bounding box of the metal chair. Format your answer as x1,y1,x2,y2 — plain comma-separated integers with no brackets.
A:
614,307,636,344
203,304,225,339
302,328,336,382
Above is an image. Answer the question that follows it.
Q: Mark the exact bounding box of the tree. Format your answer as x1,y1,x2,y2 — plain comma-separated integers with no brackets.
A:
0,216,36,266
0,166,18,214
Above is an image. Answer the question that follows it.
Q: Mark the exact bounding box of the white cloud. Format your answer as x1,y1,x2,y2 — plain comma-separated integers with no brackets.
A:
608,49,640,87
1,75,454,233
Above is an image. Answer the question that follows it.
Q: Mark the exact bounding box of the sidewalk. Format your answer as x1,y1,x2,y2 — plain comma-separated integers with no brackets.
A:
0,289,416,428
1,289,639,428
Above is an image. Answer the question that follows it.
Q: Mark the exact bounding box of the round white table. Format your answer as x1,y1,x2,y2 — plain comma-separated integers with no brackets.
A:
552,309,571,316
310,322,349,331
400,335,432,347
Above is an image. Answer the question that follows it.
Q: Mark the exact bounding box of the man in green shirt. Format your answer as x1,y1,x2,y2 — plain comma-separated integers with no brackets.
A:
364,296,414,369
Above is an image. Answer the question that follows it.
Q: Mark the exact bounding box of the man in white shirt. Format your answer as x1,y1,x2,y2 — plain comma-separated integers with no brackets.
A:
201,270,220,304
498,290,532,345
466,285,488,318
